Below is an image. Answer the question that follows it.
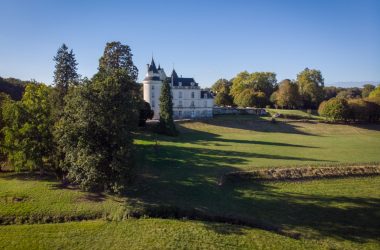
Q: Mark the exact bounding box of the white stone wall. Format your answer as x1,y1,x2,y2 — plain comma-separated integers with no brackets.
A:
143,80,162,119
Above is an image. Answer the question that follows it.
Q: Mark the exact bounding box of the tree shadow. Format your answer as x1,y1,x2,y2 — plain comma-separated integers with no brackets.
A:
192,115,319,136
126,142,380,243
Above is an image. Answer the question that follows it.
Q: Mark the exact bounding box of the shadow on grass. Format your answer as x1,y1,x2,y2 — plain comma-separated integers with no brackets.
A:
126,142,380,242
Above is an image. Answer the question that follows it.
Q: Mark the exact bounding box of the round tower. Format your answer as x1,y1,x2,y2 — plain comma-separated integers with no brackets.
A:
143,58,162,119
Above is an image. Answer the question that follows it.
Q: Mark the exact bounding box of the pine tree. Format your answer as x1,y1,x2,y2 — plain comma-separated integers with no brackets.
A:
53,44,78,105
158,79,178,136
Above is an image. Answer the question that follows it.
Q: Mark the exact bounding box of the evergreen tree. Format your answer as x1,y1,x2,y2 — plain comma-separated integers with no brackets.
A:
57,41,138,193
53,44,78,113
158,79,178,136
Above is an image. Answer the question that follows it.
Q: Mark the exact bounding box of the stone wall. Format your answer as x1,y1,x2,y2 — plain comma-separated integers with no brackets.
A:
213,107,267,116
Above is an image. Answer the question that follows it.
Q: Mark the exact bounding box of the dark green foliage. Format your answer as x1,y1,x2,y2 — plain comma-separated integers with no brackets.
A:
57,42,138,193
1,84,53,172
0,93,11,166
139,101,154,127
297,68,324,109
52,44,79,118
212,78,233,106
98,41,138,81
214,92,233,106
0,77,27,100
318,97,349,122
158,80,178,136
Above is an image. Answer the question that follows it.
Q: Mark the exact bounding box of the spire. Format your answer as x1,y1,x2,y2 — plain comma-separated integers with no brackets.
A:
148,57,158,73
158,64,161,70
171,69,178,79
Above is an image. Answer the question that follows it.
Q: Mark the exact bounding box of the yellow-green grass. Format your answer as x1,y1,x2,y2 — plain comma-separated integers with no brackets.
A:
1,219,379,250
266,108,322,120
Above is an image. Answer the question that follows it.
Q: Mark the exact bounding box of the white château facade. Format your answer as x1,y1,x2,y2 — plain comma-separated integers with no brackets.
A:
143,58,214,119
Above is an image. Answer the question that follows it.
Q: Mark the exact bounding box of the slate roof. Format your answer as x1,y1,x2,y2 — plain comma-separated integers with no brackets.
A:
168,69,198,87
148,58,158,73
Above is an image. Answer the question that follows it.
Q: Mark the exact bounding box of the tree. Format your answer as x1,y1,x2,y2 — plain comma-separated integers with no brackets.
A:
53,44,78,101
157,79,178,136
234,89,266,108
139,101,154,126
57,42,139,193
211,78,233,106
336,88,361,99
297,68,324,108
214,92,233,106
362,84,375,98
0,93,11,168
369,86,380,98
318,97,349,122
230,71,277,105
2,84,53,172
323,86,339,100
273,79,301,108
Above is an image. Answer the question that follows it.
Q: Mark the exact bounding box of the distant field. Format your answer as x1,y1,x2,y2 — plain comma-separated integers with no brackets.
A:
1,115,380,249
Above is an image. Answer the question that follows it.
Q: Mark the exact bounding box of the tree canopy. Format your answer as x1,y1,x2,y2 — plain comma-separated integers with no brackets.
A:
297,68,324,108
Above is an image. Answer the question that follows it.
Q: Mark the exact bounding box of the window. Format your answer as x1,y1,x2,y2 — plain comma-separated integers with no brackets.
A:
191,92,194,98
204,93,207,98
191,101,194,107
152,91,155,98
179,100,182,107
152,100,155,107
179,111,182,117
151,85,155,90
179,82,182,86
204,101,207,107
179,91,182,98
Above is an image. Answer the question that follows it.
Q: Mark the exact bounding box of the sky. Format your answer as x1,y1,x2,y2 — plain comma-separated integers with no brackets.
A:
0,0,379,88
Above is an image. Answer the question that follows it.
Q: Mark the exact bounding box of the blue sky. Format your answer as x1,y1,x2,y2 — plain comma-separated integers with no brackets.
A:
0,0,379,87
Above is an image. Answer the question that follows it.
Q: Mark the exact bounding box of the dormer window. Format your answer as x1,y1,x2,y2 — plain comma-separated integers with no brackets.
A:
179,82,182,86
204,93,207,98
191,82,195,86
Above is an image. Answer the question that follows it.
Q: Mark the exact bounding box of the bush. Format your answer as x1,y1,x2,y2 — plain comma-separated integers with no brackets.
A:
318,97,349,122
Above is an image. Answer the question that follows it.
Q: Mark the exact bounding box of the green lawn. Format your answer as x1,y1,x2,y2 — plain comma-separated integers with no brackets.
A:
1,219,378,250
1,115,380,249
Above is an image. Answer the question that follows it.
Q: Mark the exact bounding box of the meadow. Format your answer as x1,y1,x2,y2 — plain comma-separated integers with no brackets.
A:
1,115,380,249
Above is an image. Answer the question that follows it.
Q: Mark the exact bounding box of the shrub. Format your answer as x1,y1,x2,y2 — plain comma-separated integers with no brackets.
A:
318,97,349,122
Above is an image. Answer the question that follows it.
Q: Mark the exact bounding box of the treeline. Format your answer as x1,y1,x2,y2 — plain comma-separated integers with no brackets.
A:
211,69,380,111
0,42,173,194
0,77,29,100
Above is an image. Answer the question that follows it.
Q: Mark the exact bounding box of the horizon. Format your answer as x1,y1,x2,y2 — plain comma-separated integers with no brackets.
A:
0,0,379,88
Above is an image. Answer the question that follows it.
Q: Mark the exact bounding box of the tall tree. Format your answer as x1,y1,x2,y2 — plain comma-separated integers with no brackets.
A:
362,84,375,98
53,44,78,99
57,42,139,193
158,79,178,136
297,68,324,108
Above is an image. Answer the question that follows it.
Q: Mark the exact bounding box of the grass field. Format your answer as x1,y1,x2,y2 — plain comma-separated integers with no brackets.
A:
1,115,380,249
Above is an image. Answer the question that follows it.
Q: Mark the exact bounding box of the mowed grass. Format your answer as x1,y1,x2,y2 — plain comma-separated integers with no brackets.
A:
0,173,126,222
0,175,379,249
1,219,379,250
